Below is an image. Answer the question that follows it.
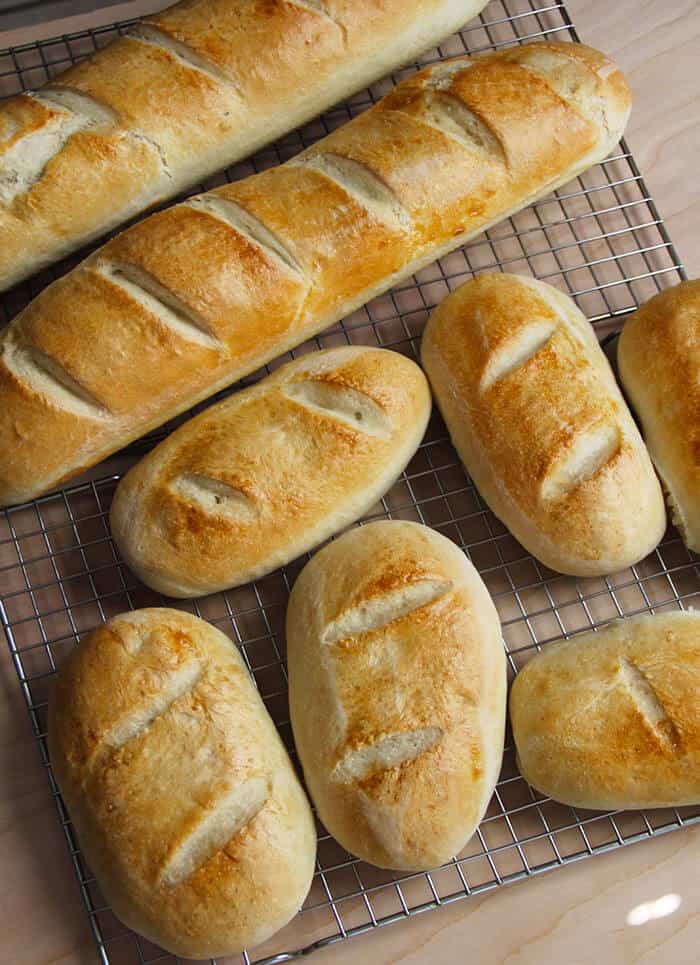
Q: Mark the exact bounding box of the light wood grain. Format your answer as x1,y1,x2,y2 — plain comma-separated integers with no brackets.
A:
1,1,699,963
574,0,700,279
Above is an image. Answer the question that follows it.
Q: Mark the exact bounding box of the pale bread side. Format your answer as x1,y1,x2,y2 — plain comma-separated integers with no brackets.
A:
618,279,700,554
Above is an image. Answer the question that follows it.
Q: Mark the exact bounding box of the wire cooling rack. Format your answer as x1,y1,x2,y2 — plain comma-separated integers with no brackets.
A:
1,1,699,963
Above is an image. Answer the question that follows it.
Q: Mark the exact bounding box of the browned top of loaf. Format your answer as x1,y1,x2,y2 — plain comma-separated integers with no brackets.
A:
48,608,315,958
0,91,163,261
0,41,631,506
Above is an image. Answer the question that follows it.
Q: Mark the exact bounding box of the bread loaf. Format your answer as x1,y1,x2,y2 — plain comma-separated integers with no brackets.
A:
618,280,700,554
110,346,430,597
0,41,631,507
0,0,489,291
48,608,316,958
287,520,506,870
421,273,666,575
510,610,700,810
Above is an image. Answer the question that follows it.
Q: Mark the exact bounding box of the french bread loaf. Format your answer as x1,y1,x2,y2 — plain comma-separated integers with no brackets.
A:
0,0,489,291
287,520,507,870
421,273,666,576
618,280,700,554
110,346,431,597
48,608,316,959
510,610,700,810
0,41,632,507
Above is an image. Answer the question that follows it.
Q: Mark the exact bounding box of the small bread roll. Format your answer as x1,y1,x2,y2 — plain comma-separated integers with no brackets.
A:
287,519,506,871
421,273,666,576
110,346,430,597
510,611,700,810
48,608,316,959
618,279,700,553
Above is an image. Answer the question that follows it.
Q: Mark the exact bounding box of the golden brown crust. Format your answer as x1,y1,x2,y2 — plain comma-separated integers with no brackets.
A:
510,611,700,809
0,41,631,507
287,520,507,870
421,273,665,575
0,0,487,290
48,608,316,958
110,347,431,596
618,280,700,553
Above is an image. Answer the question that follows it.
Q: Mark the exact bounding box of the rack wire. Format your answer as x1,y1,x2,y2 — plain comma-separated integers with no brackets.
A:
1,1,698,963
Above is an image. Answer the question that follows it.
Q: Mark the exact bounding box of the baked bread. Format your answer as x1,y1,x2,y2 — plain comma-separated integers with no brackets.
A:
0,41,632,507
0,0,489,291
287,519,506,870
510,610,700,810
421,273,666,576
48,608,316,959
618,280,700,554
110,346,431,597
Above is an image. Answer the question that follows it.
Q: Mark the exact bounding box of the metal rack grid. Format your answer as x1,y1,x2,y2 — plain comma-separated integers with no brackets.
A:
1,1,698,963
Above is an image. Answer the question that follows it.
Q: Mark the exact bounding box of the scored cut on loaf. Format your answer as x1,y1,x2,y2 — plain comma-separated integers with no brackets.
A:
0,40,632,507
0,0,489,291
110,346,431,597
421,273,666,576
617,279,700,554
48,608,316,959
510,610,700,810
287,520,507,871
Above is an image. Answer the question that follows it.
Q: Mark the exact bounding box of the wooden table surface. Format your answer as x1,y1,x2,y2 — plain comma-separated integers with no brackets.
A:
1,1,699,963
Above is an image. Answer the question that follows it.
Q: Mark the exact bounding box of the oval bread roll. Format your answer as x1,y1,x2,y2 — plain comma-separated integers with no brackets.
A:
618,280,700,554
287,520,506,870
110,346,431,597
510,611,700,810
48,608,316,959
421,273,666,576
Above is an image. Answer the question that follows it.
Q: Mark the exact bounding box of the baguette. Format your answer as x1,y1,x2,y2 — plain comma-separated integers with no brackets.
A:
110,346,430,596
0,41,632,507
618,280,700,554
510,611,700,810
48,608,316,959
421,273,666,575
287,520,506,870
0,0,489,291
